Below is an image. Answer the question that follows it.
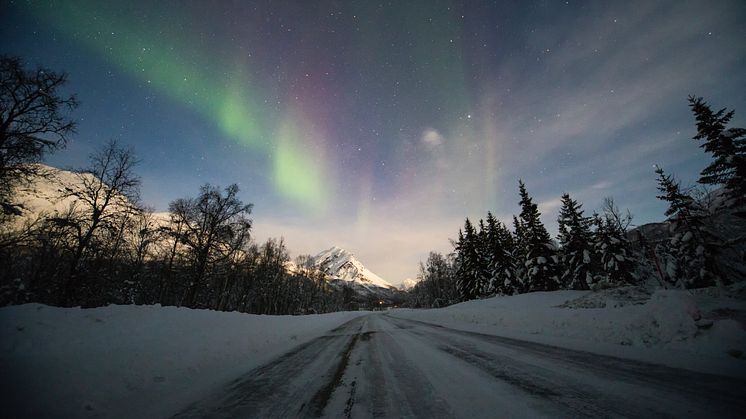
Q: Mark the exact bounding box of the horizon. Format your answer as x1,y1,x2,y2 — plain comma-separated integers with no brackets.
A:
3,0,745,285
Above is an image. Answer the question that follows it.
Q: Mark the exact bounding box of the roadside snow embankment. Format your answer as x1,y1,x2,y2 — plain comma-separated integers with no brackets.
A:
389,288,746,377
0,304,367,418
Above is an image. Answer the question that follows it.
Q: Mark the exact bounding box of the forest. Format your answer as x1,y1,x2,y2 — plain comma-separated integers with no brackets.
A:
408,97,746,308
0,56,357,313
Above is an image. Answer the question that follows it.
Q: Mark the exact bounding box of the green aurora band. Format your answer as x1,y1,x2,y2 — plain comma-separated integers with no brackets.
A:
22,1,328,211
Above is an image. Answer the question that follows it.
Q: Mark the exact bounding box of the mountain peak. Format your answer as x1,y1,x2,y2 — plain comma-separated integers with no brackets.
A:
400,278,418,291
310,246,395,290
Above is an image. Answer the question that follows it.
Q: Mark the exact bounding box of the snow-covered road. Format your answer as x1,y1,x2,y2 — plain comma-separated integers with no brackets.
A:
173,313,746,418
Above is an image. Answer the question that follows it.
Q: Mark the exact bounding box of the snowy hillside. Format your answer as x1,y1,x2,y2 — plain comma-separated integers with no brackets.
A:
310,246,397,292
7,164,134,222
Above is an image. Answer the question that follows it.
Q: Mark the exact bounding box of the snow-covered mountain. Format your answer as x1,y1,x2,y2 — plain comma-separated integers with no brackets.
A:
399,278,418,291
309,246,398,294
6,164,136,224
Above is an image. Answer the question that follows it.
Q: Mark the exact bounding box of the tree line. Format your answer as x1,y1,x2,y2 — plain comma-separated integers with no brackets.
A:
410,96,745,307
0,56,356,313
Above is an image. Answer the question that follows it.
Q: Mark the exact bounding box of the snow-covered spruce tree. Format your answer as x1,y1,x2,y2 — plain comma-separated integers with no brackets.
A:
655,166,723,288
511,215,528,293
689,96,746,211
517,181,560,292
450,236,463,295
592,199,636,287
455,219,482,300
557,193,594,290
475,219,492,296
484,211,518,295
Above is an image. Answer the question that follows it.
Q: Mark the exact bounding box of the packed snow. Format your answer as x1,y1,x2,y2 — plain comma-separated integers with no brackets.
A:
389,286,746,378
0,304,367,418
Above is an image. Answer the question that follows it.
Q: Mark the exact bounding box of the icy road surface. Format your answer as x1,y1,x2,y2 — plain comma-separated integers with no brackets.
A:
173,313,746,418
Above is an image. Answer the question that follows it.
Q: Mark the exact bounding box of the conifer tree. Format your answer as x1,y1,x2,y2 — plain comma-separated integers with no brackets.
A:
484,212,518,295
476,219,492,296
455,219,482,300
557,193,594,290
655,166,723,288
517,180,560,291
689,96,746,210
511,215,528,293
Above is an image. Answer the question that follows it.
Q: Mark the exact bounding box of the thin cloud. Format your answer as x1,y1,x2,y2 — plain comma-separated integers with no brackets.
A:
591,181,612,190
421,128,444,147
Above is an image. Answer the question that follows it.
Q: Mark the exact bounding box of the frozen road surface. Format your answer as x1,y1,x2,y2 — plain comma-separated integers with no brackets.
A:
173,313,746,418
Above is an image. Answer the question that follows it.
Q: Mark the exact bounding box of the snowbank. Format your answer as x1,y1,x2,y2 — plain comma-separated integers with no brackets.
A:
389,288,746,377
0,304,367,418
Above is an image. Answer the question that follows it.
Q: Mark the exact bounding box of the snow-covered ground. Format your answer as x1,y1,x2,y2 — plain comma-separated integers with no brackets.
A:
2,288,745,418
389,286,746,378
0,304,367,418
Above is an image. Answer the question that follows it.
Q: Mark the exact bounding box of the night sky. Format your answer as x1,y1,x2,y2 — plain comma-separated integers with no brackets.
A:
2,0,745,285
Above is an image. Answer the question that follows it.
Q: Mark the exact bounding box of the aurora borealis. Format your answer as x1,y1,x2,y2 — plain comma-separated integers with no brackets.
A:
2,0,745,285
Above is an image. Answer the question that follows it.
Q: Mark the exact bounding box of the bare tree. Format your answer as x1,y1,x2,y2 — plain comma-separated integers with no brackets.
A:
0,56,78,209
58,140,140,305
169,183,252,308
130,207,160,268
601,197,633,233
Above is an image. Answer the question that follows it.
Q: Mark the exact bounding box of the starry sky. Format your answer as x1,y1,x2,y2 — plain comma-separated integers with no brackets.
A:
2,0,745,285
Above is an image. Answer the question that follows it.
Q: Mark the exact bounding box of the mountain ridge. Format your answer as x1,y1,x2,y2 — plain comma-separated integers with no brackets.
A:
309,246,397,292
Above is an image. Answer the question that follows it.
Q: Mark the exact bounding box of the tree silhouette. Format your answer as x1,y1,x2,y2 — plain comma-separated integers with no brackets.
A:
169,183,252,308
55,140,141,305
557,193,594,290
0,56,78,209
517,180,559,292
689,96,746,210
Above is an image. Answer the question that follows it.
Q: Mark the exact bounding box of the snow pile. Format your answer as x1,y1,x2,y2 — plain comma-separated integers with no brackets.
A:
390,288,746,373
630,290,701,346
560,286,651,308
0,304,366,418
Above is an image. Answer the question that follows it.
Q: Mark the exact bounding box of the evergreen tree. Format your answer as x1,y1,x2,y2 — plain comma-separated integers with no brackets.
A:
517,180,560,291
511,215,528,293
655,166,723,288
557,193,594,290
455,219,482,300
689,96,746,210
484,212,518,295
475,219,492,296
